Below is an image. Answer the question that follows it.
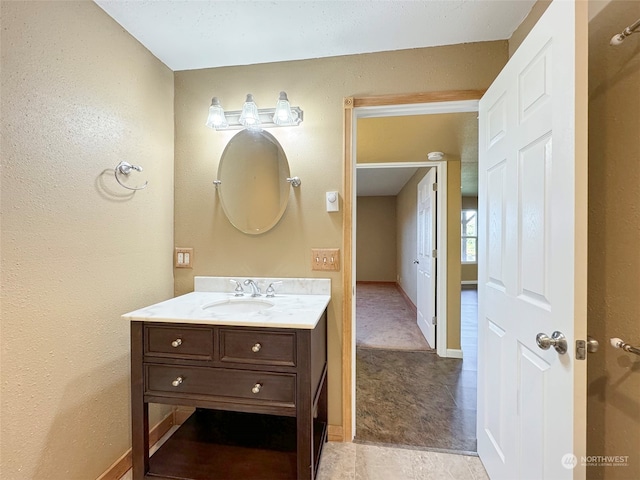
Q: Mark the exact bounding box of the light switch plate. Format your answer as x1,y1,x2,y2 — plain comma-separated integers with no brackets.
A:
175,247,193,268
311,248,340,271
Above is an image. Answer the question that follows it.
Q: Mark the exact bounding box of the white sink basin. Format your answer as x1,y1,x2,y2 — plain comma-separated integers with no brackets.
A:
202,297,275,315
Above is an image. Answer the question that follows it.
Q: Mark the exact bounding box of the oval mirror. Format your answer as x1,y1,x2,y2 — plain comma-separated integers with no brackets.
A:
217,129,291,235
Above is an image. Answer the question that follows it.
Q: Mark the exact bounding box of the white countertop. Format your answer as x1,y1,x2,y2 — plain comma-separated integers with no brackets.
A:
122,276,331,329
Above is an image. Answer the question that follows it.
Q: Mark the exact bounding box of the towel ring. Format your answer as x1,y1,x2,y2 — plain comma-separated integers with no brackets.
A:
115,161,148,191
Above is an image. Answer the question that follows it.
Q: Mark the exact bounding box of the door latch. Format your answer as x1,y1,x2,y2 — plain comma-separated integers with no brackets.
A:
576,336,599,360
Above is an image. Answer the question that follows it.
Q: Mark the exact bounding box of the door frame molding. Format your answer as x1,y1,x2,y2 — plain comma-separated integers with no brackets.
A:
342,90,483,441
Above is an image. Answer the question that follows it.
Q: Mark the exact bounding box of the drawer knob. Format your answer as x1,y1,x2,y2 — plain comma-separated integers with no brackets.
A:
251,383,262,394
171,338,182,348
172,376,184,387
251,343,262,353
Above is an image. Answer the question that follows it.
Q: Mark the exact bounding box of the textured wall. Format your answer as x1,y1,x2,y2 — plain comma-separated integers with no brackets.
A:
173,41,508,427
508,0,552,57
587,1,640,478
0,2,175,478
356,197,397,282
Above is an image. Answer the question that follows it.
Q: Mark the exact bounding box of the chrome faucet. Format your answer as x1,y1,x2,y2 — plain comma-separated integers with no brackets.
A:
243,279,261,297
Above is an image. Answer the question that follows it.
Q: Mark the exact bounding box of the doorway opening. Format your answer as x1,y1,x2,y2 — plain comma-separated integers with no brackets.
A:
342,91,482,445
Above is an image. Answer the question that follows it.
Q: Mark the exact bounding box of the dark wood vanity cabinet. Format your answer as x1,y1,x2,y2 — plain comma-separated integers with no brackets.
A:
130,312,328,480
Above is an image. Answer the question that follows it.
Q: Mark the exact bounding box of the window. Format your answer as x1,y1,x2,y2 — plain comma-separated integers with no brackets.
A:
461,209,477,263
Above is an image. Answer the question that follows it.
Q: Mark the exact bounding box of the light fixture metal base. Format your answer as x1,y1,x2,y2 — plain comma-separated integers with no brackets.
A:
212,106,304,131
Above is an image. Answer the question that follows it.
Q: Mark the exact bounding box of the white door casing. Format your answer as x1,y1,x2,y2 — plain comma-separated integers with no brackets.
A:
477,1,588,479
417,168,437,349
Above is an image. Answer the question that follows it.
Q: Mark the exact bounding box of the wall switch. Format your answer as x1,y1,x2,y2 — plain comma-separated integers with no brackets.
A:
311,248,340,271
175,247,193,268
326,191,339,212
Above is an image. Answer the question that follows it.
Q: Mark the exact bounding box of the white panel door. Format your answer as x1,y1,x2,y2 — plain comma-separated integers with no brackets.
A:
477,1,588,479
417,168,437,349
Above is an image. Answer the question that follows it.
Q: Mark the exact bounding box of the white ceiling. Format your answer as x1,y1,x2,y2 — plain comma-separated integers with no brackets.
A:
357,166,419,197
94,0,536,72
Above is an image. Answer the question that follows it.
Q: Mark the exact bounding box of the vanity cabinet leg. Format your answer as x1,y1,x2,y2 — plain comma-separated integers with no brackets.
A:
297,400,313,479
131,322,149,479
297,330,313,480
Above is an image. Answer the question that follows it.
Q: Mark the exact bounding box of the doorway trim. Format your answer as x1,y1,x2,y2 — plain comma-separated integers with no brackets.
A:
342,90,484,442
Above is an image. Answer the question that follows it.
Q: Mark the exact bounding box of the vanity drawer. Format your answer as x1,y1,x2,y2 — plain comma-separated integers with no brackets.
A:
220,329,296,366
145,325,214,360
145,365,296,406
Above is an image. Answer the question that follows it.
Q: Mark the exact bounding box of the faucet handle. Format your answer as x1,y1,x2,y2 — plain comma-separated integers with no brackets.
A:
230,279,244,296
265,281,283,298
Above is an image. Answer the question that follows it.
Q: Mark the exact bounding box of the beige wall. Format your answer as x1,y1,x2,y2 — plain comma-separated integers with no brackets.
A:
587,1,640,478
356,197,397,282
396,169,430,304
0,2,175,479
461,264,478,283
446,160,462,350
508,0,552,57
174,41,507,427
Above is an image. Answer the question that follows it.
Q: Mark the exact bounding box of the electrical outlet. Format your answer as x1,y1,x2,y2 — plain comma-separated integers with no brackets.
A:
311,248,340,271
175,247,193,268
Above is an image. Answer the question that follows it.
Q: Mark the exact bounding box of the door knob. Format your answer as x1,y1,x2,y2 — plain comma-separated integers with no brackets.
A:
413,260,419,264
536,331,567,354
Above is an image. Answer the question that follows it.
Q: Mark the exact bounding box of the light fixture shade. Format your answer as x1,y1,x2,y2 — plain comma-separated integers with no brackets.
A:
238,94,261,127
273,91,297,126
205,97,228,129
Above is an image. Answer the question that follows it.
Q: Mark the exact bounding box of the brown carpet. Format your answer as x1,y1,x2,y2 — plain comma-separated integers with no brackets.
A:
356,283,433,351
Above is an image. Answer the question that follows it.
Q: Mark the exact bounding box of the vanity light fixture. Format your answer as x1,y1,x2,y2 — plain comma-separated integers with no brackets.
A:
238,94,261,128
273,91,296,126
205,91,303,131
205,97,229,129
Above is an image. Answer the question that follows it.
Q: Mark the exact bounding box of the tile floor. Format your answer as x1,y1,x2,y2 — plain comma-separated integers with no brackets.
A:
317,442,488,480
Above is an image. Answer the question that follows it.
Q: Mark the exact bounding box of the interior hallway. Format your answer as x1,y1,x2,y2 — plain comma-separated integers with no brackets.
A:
355,284,479,453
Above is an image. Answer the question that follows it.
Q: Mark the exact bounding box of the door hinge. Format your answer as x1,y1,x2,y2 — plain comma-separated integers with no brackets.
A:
432,316,437,326
432,183,438,191
432,249,437,258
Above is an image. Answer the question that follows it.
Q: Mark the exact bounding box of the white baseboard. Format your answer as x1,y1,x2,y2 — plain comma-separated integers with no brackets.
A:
446,349,464,359
461,280,478,285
